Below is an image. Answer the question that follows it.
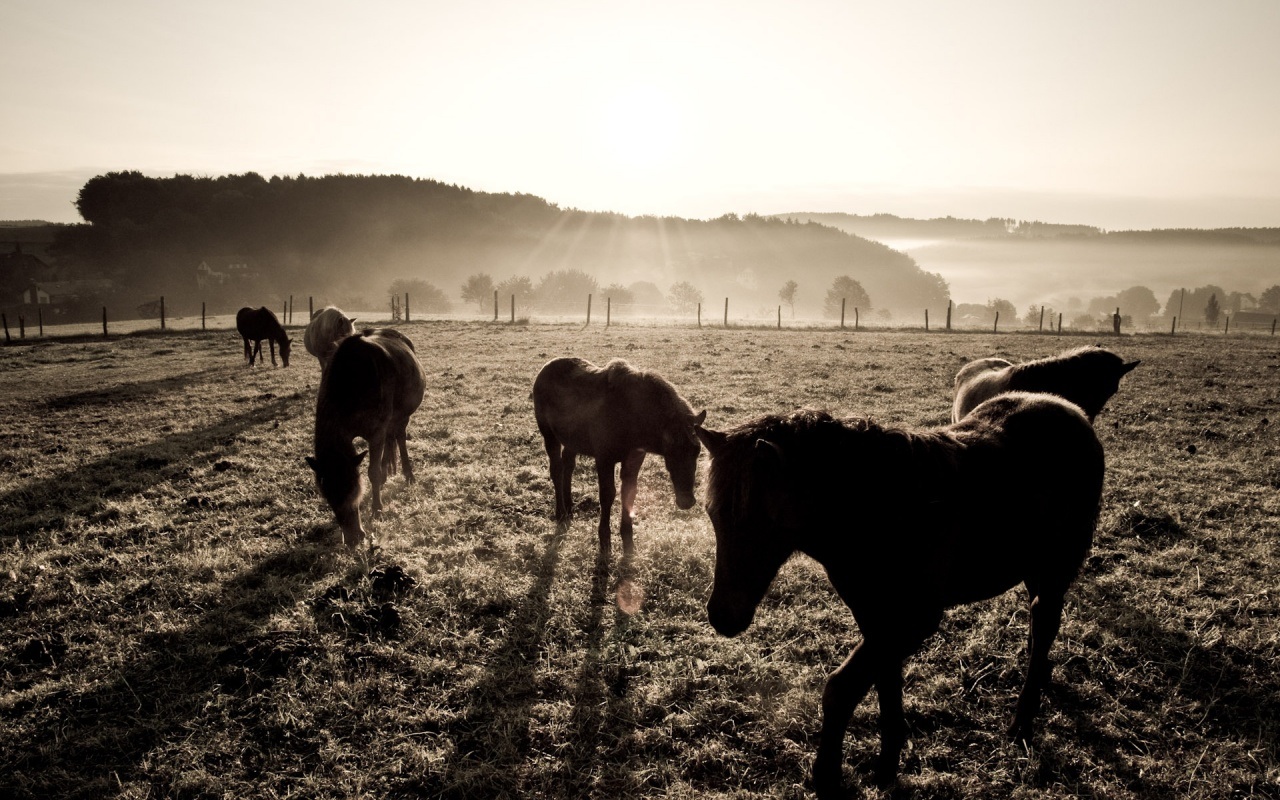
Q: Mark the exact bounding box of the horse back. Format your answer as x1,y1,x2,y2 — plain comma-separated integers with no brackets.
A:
320,331,425,432
236,306,284,340
533,357,674,459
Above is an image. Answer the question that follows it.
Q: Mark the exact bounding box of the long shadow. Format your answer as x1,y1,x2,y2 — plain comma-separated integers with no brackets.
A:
428,527,569,797
0,393,303,543
0,533,344,799
40,364,244,410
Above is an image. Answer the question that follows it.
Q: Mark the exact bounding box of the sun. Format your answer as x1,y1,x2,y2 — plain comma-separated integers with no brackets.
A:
598,85,681,171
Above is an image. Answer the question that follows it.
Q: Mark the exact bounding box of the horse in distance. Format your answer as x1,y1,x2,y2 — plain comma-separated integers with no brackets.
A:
304,306,356,370
236,306,292,368
306,328,425,546
952,346,1139,423
694,393,1104,796
532,357,706,557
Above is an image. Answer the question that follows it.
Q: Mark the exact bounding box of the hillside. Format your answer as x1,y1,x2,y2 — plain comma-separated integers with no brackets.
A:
26,174,950,319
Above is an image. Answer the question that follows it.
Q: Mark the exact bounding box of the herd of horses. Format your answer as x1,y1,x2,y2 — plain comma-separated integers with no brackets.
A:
236,304,1139,796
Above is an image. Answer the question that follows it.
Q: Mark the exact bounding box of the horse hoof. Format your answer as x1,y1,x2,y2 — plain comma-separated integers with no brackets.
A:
809,761,843,799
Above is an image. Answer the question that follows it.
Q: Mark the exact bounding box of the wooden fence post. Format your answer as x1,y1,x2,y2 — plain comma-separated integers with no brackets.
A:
925,308,929,331
777,305,781,329
160,296,166,330
283,300,287,321
697,302,701,328
309,296,314,320
1272,317,1277,335
510,294,515,323
855,307,859,330
586,294,592,326
2,313,8,343
494,289,499,321
946,301,952,331
102,306,108,338
994,311,1000,333
202,302,206,330
1225,315,1230,334
606,297,611,328
18,316,24,339
1039,305,1044,331
840,298,846,329
723,297,728,328
1171,316,1177,335
289,295,294,324
405,292,410,322
38,307,43,337
1057,312,1062,333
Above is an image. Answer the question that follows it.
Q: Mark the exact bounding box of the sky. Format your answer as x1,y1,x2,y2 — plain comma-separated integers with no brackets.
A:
4,0,1280,230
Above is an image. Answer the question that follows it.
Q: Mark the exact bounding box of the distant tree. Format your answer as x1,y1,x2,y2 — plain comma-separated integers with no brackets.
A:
1071,313,1098,330
668,281,704,314
1258,284,1280,313
460,273,494,312
388,278,451,313
1115,286,1160,320
823,276,871,319
600,283,634,307
535,269,598,310
987,298,1017,322
1204,293,1221,326
496,275,535,311
1023,305,1042,328
628,281,667,311
778,280,798,317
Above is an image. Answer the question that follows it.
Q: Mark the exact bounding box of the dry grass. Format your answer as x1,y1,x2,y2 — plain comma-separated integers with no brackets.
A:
1,322,1277,799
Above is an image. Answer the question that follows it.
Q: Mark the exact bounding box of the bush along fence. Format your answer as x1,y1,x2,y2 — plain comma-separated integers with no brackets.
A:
5,294,1279,342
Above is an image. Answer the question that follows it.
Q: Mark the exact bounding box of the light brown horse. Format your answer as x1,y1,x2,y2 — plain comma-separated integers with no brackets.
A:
695,392,1104,796
306,329,425,546
303,305,356,370
532,357,706,556
952,346,1139,423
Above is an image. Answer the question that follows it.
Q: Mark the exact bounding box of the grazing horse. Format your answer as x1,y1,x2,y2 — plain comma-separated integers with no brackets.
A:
236,306,292,367
952,346,1139,423
694,393,1104,796
303,306,356,370
306,329,425,546
532,357,706,556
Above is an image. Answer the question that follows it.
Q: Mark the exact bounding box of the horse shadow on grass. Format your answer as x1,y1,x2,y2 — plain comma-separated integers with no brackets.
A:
39,364,244,411
420,527,641,798
2,533,345,799
0,393,302,544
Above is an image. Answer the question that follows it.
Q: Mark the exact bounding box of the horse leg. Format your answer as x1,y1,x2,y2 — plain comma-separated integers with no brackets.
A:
595,460,616,555
242,337,251,364
558,450,577,522
367,439,387,515
872,612,943,786
618,449,645,555
251,340,262,366
397,425,414,484
1009,583,1067,744
812,641,877,798
269,339,277,366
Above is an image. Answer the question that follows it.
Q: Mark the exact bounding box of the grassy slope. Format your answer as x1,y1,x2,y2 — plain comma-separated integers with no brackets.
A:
0,323,1276,799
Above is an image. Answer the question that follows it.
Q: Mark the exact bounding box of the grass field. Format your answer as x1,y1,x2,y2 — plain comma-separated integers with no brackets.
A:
1,322,1277,799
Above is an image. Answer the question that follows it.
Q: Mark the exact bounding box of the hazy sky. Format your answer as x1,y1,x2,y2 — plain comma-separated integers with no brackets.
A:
4,0,1279,229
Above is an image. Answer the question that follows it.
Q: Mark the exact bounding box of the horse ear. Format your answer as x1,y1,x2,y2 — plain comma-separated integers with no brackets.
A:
690,409,707,427
754,438,785,468
305,456,319,473
694,426,727,456
1121,360,1140,374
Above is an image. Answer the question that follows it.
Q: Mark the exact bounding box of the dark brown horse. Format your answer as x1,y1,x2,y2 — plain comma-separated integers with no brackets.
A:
532,357,706,556
306,329,425,546
236,306,292,367
952,346,1139,422
695,393,1104,796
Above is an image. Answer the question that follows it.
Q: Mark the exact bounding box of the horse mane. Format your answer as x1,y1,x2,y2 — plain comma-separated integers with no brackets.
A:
603,358,693,421
707,409,957,520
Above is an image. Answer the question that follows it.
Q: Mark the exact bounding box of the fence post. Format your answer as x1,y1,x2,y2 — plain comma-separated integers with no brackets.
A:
202,301,206,330
283,300,287,321
38,307,43,336
606,297,611,328
994,311,1000,333
405,292,410,322
1039,305,1044,331
723,297,728,328
494,289,499,321
1171,316,1177,335
161,296,166,330
777,305,781,329
309,296,314,320
18,316,23,339
946,301,952,331
289,295,294,325
840,298,846,329
103,306,108,338
925,308,929,331
1057,312,1062,333
855,307,859,330
697,302,701,328
1225,315,1230,334
1272,317,1277,335
586,294,592,326
2,313,8,343
510,294,515,323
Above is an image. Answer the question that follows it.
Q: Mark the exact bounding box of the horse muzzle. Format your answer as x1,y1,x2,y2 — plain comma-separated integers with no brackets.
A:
707,599,752,638
674,491,697,510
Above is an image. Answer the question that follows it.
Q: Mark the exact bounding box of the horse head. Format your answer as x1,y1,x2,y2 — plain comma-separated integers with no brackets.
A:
280,337,293,367
306,449,367,545
663,409,707,510
695,424,797,637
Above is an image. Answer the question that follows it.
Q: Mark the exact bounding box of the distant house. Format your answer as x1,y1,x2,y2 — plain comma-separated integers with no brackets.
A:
196,257,256,289
1229,310,1277,329
23,279,114,305
1,242,52,278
